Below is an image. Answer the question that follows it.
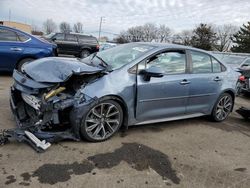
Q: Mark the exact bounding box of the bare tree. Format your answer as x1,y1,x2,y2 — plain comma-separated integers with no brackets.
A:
73,22,83,33
59,22,71,33
173,30,193,45
143,23,157,42
43,19,57,34
157,25,171,42
214,24,238,52
114,31,129,43
127,26,144,42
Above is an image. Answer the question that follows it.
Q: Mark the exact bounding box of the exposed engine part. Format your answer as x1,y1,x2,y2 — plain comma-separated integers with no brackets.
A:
44,87,66,101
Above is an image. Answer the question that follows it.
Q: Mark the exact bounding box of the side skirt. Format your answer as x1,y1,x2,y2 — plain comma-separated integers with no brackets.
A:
134,113,205,125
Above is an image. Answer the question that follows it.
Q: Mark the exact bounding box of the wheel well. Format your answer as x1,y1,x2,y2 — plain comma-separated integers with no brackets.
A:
15,57,36,69
100,95,128,129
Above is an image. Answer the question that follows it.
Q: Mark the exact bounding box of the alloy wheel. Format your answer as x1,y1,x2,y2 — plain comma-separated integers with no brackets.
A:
84,102,121,140
215,95,232,121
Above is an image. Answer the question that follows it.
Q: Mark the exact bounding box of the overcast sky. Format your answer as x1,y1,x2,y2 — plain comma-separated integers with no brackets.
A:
1,0,250,36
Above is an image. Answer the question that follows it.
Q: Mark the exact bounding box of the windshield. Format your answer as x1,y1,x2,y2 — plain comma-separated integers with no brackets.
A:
82,43,155,70
44,33,55,39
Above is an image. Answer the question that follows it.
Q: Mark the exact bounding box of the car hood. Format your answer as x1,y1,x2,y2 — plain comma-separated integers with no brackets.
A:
23,57,103,83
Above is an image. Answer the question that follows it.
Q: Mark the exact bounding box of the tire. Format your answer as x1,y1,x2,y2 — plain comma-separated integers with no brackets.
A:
210,93,233,122
235,81,243,96
80,99,123,142
17,58,34,72
80,50,90,58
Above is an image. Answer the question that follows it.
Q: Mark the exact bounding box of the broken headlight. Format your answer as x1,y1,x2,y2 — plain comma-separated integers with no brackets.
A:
21,93,41,110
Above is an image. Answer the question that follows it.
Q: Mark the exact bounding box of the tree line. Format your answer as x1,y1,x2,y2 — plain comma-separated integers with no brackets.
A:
114,22,250,53
43,19,83,34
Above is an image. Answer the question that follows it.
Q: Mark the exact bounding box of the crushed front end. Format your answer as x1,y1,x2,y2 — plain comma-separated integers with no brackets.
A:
2,69,100,152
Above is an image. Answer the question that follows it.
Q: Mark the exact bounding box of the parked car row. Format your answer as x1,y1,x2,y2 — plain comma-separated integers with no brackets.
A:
0,26,101,72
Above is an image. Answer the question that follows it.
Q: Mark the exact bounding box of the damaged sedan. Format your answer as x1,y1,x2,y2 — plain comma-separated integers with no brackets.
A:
2,43,237,151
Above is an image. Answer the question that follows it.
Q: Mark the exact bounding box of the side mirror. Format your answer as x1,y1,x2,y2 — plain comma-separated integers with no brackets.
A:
52,38,57,41
139,66,164,81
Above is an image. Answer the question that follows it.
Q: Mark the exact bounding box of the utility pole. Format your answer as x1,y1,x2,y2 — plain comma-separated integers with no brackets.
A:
8,9,11,21
98,17,105,41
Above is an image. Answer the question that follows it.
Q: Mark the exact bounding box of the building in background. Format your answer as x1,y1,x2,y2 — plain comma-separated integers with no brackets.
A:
0,21,31,33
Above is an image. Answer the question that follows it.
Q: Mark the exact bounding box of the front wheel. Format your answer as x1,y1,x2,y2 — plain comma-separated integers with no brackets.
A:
211,93,233,122
80,100,123,142
80,50,90,58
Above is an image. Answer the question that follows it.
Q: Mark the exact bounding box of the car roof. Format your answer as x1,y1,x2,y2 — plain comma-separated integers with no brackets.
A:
135,42,214,59
55,32,96,38
135,42,211,54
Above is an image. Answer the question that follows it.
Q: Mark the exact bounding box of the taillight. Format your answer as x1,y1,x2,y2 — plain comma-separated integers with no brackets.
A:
239,75,245,81
96,45,100,49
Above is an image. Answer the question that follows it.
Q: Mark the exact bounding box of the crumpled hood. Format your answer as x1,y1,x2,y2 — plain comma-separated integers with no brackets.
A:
23,57,103,83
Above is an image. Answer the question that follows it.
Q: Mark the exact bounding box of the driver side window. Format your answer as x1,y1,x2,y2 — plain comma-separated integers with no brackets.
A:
145,51,186,75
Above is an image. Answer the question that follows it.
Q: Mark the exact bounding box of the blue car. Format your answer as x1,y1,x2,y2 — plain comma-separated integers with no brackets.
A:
10,43,237,144
0,26,57,72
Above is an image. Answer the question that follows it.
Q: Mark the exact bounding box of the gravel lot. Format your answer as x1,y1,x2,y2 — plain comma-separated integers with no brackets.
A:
0,74,250,188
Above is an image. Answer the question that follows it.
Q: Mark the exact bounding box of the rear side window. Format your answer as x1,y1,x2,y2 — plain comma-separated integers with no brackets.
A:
78,35,98,43
54,33,64,40
0,28,18,41
17,32,29,42
242,59,250,67
65,34,77,41
212,57,223,73
191,51,212,73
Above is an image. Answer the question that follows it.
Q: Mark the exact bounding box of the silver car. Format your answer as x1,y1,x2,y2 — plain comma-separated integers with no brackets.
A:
10,42,237,142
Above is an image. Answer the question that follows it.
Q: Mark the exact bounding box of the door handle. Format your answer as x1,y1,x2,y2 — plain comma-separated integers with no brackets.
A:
10,47,22,51
180,79,190,85
214,77,221,82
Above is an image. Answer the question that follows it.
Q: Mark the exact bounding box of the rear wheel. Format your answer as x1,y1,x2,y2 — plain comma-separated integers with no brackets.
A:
80,100,123,141
211,93,233,122
80,50,90,58
17,58,34,72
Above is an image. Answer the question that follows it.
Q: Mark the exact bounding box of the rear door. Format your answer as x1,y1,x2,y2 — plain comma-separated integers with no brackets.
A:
0,28,26,71
136,50,190,121
186,50,224,114
63,34,79,55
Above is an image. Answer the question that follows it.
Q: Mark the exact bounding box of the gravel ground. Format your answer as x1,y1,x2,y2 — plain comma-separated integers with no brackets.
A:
0,74,250,188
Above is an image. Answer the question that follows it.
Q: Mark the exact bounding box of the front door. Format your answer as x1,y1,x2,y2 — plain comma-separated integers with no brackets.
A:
136,50,190,121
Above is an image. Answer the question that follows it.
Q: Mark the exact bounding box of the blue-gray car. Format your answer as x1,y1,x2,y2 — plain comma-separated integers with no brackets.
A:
10,43,237,142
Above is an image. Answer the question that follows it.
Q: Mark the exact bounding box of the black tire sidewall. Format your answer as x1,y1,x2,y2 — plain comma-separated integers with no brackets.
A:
80,99,123,142
80,50,90,58
17,58,34,72
211,93,233,122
